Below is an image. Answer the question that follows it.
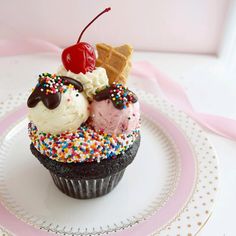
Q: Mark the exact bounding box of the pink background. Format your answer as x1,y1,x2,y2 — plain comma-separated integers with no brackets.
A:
0,0,229,53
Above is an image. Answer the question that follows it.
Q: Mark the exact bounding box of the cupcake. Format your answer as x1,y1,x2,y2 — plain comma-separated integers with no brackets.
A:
27,8,141,199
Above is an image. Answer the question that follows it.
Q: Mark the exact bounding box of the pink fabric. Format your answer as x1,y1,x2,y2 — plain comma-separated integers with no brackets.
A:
131,62,236,140
0,39,61,56
0,39,235,140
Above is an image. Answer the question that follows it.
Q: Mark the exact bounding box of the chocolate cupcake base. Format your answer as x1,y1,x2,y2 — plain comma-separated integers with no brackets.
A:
50,169,125,199
30,135,140,199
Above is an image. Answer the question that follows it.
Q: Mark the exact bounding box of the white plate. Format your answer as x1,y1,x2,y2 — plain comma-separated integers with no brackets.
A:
0,91,218,236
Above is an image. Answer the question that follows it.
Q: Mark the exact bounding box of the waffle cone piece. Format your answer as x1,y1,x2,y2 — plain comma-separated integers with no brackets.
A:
96,43,133,85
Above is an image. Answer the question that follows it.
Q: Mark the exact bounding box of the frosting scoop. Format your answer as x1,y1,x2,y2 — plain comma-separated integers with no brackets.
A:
90,83,140,135
27,74,89,134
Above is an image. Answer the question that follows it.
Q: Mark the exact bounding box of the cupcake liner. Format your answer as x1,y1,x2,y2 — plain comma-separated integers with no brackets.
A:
50,169,125,199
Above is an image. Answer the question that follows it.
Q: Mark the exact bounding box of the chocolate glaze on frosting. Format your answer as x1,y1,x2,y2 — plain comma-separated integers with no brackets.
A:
94,84,138,110
27,75,83,110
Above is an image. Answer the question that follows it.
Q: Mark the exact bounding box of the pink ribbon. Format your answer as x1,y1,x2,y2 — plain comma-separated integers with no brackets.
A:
0,39,61,56
132,62,236,140
0,39,235,140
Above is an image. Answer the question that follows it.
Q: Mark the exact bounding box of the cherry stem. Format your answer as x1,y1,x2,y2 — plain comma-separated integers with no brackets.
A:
77,7,111,43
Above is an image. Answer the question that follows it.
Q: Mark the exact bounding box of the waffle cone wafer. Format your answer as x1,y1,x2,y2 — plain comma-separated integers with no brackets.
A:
96,43,133,85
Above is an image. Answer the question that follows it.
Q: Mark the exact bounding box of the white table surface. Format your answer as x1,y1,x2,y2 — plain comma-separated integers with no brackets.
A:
0,51,235,236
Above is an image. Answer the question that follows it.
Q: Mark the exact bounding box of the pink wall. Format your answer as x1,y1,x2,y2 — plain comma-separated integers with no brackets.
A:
0,0,229,54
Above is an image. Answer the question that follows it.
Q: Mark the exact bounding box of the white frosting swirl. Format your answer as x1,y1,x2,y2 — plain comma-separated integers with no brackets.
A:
57,66,109,100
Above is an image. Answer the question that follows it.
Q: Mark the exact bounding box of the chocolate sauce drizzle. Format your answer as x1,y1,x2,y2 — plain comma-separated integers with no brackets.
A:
27,75,83,110
95,84,138,110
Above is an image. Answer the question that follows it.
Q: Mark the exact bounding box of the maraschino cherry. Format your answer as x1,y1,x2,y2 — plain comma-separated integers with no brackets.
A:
62,7,111,74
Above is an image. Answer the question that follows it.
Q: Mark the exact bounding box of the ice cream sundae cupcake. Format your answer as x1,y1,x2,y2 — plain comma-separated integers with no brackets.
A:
28,8,141,199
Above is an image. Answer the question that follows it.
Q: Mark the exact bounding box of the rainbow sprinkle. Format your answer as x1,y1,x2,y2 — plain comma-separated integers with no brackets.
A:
35,73,74,95
109,83,137,109
28,122,140,163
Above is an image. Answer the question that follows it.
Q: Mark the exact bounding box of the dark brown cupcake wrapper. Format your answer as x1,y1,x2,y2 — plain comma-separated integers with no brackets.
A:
50,169,125,199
